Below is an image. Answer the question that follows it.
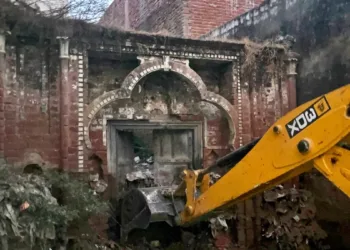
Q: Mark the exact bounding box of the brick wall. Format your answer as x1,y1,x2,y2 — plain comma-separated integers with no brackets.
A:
99,0,264,38
137,0,185,35
0,43,85,170
99,0,126,28
1,45,61,168
1,5,295,246
186,0,263,38
100,0,186,35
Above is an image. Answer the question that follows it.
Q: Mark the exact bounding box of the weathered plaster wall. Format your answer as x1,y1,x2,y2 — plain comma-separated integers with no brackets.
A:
86,57,234,174
0,3,298,246
0,37,295,250
0,32,244,173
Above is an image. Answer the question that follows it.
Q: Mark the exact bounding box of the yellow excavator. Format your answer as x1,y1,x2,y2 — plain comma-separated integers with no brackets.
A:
120,84,350,240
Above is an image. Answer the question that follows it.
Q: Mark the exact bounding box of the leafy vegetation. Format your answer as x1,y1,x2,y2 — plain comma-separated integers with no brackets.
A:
0,165,109,249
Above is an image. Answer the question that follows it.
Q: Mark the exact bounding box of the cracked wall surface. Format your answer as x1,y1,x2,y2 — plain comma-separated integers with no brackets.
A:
0,18,295,185
0,2,298,247
85,56,238,167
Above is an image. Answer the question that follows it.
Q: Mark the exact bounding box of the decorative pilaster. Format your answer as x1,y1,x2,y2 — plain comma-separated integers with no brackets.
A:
232,59,244,148
0,31,6,157
285,51,299,188
77,51,85,171
286,52,299,110
57,37,70,170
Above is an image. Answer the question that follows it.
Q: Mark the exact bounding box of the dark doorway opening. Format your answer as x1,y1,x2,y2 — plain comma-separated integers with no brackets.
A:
108,121,203,196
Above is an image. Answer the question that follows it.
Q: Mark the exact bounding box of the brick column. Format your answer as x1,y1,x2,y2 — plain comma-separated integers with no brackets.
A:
0,31,6,158
57,37,70,170
286,53,299,187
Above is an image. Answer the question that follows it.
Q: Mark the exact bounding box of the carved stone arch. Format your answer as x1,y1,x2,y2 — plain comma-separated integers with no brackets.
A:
202,91,237,146
84,56,237,148
121,56,208,98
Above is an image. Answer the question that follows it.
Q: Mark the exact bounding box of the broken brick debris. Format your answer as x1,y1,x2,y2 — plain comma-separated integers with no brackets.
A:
126,158,157,188
126,169,155,182
260,186,329,249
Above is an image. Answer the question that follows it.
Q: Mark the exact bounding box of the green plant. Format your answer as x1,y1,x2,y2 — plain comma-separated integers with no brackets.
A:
0,166,109,249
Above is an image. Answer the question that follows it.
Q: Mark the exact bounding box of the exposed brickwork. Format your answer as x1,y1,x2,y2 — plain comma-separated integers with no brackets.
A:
100,0,185,35
2,45,61,168
186,0,264,38
99,0,264,38
1,6,296,247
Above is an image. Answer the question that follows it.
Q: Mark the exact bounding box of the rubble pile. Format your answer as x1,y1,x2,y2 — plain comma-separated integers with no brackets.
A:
261,186,329,250
126,156,157,189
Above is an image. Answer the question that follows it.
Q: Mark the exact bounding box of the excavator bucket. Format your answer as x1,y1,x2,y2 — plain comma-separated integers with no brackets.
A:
120,187,185,240
119,138,261,240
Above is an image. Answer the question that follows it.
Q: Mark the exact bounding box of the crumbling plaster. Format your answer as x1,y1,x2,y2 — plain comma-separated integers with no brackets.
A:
0,0,295,182
84,56,238,149
0,4,299,247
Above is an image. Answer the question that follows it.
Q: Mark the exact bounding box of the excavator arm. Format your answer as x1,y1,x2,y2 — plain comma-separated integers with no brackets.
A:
120,84,350,238
178,83,350,225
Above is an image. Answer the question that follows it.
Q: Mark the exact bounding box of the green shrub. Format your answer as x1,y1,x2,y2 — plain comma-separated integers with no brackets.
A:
0,166,109,249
